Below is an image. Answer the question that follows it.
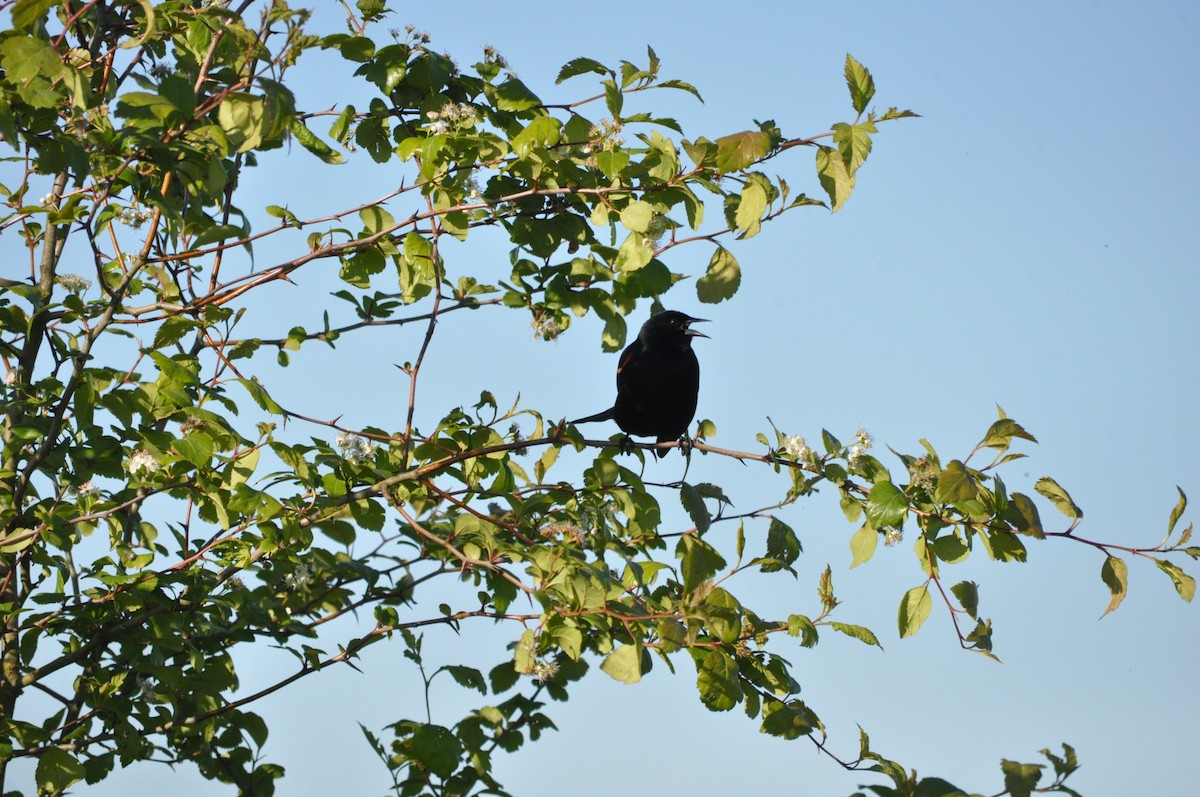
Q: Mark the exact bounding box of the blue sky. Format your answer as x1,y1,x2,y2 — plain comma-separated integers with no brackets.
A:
15,1,1198,795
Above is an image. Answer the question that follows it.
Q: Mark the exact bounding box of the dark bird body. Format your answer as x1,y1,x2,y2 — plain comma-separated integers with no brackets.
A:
572,310,707,456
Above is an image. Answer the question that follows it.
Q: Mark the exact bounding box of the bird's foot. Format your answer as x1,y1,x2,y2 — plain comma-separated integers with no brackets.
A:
677,435,694,456
618,435,636,455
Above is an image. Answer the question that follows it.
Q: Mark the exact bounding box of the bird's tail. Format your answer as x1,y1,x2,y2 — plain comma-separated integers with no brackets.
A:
570,407,616,425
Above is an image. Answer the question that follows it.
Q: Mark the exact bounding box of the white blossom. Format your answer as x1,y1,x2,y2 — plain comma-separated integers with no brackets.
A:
127,449,159,476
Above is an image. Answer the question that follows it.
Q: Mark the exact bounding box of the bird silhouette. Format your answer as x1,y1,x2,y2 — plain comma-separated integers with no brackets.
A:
572,310,707,457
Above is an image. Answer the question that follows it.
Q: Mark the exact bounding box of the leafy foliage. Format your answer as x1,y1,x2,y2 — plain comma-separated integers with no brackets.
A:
0,3,1190,796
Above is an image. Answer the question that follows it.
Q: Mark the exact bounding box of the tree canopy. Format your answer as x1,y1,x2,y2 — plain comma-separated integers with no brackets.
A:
0,2,1194,796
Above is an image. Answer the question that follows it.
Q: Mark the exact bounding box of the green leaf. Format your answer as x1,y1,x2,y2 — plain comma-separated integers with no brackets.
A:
787,614,818,647
981,417,1038,450
1155,558,1195,602
829,622,882,649
832,120,875,176
766,517,802,566
594,149,630,178
935,460,976,503
556,57,610,83
815,145,855,211
734,180,768,233
761,699,818,739
931,534,969,564
1100,555,1127,616
238,378,285,415
696,650,741,711
600,643,643,684
677,534,726,592
443,665,486,694
494,77,541,111
679,482,712,534
1001,759,1044,797
36,748,86,793
714,130,771,173
950,580,979,618
619,200,654,233
844,54,876,115
1007,492,1045,538
614,231,652,272
1168,486,1188,535
865,482,907,528
849,523,877,569
12,0,55,29
174,433,214,469
289,117,344,164
897,584,932,638
511,115,561,157
696,246,740,304
409,724,461,778
1035,476,1083,519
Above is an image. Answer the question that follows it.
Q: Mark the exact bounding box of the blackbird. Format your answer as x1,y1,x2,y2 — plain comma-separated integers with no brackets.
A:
572,310,708,457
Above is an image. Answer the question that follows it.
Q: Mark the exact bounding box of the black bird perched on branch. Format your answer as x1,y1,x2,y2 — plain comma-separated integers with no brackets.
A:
572,310,708,457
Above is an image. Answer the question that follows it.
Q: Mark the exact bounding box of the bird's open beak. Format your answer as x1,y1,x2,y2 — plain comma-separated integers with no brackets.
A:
685,318,709,338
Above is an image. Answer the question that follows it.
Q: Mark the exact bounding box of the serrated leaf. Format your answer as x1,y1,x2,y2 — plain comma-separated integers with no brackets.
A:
866,482,907,528
600,643,643,684
844,54,875,115
815,145,855,211
1035,476,1083,519
556,57,609,83
1155,558,1195,602
829,622,882,649
831,120,875,176
619,200,654,233
766,517,801,566
679,482,712,534
935,460,976,503
696,650,742,711
714,130,771,173
1001,759,1044,797
696,246,740,304
443,665,486,694
898,585,932,638
35,748,86,793
494,77,541,111
174,432,214,469
1168,486,1188,535
1100,556,1127,616
981,417,1038,450
289,117,344,164
849,523,877,569
677,534,726,592
950,580,979,618
1007,492,1045,539
734,181,768,232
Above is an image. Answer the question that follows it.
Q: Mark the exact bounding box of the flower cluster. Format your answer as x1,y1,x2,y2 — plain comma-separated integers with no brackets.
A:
783,434,813,462
531,313,562,341
69,480,99,499
425,103,477,136
126,449,159,476
884,528,904,547
115,204,153,228
848,426,873,467
55,273,93,294
587,118,625,151
335,432,375,464
531,659,560,684
285,562,313,591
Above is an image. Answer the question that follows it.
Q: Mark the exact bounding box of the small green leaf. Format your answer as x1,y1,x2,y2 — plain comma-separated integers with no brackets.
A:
935,460,976,503
619,200,654,233
981,417,1038,450
409,724,461,778
696,650,741,711
829,622,882,649
1155,558,1195,602
714,130,771,173
600,643,643,684
815,145,855,211
1168,486,1188,535
849,523,877,569
494,77,541,111
787,614,818,648
761,699,818,740
1035,476,1083,519
898,584,932,638
1100,555,1127,616
766,517,802,566
696,246,740,304
556,57,610,83
950,580,979,618
289,117,344,164
865,482,907,528
679,482,712,535
677,534,726,592
733,181,768,232
1001,759,1044,797
174,432,214,469
35,748,86,793
844,54,875,115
